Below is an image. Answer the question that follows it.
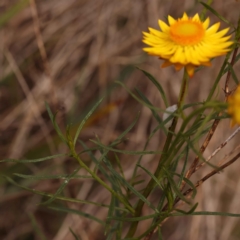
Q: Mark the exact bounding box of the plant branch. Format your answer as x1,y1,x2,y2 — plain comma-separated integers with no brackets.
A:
125,69,189,238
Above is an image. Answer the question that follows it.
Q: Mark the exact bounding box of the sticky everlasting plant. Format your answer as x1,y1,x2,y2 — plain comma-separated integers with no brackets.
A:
1,5,240,240
125,11,240,239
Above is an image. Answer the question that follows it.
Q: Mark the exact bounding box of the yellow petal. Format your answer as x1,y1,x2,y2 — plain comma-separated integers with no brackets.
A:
158,20,170,33
206,22,220,35
182,12,188,20
168,15,176,26
192,13,200,21
203,17,210,29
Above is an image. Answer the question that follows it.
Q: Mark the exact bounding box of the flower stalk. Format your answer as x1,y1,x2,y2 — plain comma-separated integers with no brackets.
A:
125,69,189,238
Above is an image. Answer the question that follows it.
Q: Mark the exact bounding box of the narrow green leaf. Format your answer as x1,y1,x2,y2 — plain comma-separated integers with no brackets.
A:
73,97,103,146
69,228,81,240
0,153,67,163
114,153,125,179
115,80,163,112
45,102,67,144
137,67,169,107
109,112,140,145
164,169,191,205
91,139,162,155
29,213,47,240
109,213,157,222
100,154,154,211
41,167,81,205
135,88,162,124
14,173,92,180
207,58,229,101
200,2,235,29
105,194,116,235
80,141,126,196
171,211,240,218
175,203,198,215
137,164,162,189
158,227,163,240
79,140,111,182
227,62,239,85
49,206,105,225
3,176,128,211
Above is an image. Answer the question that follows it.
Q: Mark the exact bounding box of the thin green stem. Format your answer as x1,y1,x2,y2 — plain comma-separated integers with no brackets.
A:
125,69,189,238
68,141,135,214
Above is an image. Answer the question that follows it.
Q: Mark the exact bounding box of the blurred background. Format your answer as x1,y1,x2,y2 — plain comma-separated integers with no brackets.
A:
0,0,240,239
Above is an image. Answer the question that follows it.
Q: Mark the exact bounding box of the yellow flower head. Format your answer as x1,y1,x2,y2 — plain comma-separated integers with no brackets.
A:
143,12,233,77
228,85,240,127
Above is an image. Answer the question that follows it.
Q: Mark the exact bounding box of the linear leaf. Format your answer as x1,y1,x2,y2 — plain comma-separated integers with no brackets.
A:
49,206,105,225
137,67,169,107
3,176,128,211
69,228,81,240
136,88,162,124
73,97,103,146
109,213,157,222
41,167,81,205
45,102,67,144
0,153,67,163
14,173,92,180
171,211,240,217
227,62,239,85
175,203,198,215
91,140,162,155
200,2,235,29
29,213,47,240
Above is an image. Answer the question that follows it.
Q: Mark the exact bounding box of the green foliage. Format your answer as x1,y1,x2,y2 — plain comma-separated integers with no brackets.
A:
1,2,240,240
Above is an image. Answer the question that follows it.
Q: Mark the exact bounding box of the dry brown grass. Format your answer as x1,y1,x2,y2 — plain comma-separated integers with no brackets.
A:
0,0,240,239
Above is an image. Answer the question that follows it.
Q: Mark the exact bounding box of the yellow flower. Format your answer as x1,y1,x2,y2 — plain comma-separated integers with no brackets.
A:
143,12,233,77
228,85,240,127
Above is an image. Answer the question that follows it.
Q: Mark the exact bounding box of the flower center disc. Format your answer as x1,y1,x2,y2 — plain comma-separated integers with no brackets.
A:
170,20,204,45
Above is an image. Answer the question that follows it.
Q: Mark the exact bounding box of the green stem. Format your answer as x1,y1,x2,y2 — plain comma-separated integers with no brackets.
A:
125,69,189,238
69,142,135,214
